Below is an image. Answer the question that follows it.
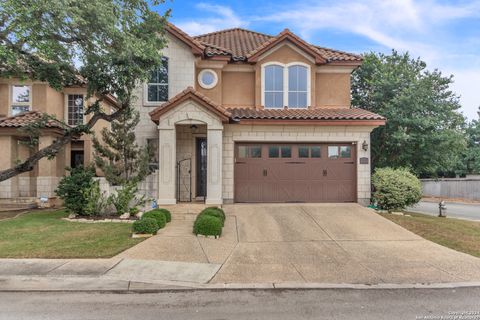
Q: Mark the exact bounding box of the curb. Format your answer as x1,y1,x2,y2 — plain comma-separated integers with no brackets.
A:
1,276,480,292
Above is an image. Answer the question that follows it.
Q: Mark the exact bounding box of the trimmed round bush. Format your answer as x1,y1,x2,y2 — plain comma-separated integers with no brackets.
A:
142,210,167,229
193,215,223,237
372,167,422,212
200,207,225,226
156,208,172,223
132,218,159,234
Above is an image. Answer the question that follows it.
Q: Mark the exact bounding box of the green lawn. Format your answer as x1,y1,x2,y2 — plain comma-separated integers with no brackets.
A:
380,212,480,258
0,210,144,258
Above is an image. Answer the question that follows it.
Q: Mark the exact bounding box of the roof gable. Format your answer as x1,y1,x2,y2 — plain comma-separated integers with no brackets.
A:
149,87,231,123
247,29,326,64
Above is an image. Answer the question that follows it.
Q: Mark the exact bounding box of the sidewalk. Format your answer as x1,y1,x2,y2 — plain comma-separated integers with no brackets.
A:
1,258,480,292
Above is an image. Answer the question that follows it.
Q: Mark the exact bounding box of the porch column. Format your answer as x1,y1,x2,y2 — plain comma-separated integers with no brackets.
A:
36,135,59,198
157,127,177,205
206,128,223,205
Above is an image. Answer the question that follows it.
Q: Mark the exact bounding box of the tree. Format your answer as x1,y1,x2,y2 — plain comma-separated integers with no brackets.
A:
0,0,169,181
93,108,150,185
352,50,466,177
460,107,480,175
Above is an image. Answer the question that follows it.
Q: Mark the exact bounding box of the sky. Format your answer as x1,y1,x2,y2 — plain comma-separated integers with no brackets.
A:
155,0,480,120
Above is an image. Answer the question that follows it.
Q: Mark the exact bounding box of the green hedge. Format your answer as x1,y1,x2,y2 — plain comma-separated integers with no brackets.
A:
193,214,223,237
142,210,166,229
132,218,159,234
154,208,172,223
372,167,422,212
200,207,225,226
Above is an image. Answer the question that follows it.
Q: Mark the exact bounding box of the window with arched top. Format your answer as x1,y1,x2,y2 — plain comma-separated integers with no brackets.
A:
288,65,308,108
264,64,284,108
262,62,310,109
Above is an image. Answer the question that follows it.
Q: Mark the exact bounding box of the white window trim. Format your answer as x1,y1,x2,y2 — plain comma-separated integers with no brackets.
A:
10,84,32,116
261,61,311,109
144,57,169,106
198,69,218,89
64,93,86,126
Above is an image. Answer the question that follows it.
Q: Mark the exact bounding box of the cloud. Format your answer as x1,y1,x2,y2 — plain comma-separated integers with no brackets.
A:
175,3,247,36
172,0,480,118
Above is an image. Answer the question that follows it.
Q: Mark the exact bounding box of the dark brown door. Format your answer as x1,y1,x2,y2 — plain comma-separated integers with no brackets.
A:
234,143,356,203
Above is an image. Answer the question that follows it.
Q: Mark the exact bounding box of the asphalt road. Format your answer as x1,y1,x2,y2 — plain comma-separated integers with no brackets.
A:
1,288,480,320
408,201,480,221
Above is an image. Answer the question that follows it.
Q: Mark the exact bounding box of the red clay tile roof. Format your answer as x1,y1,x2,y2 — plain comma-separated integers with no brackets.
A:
149,87,231,123
194,27,362,63
0,111,68,130
227,107,385,121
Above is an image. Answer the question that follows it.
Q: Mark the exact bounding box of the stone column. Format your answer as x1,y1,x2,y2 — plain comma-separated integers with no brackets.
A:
157,127,177,205
206,128,223,205
36,135,59,198
0,136,18,198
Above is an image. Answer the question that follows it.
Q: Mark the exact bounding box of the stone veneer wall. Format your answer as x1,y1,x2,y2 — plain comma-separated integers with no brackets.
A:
134,33,196,149
221,124,376,205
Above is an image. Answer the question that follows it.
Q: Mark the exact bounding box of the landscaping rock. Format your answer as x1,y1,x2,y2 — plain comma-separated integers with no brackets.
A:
119,213,130,220
67,213,77,219
136,211,144,219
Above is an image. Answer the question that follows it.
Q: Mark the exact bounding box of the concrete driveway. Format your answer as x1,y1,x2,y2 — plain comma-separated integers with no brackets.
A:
119,203,480,284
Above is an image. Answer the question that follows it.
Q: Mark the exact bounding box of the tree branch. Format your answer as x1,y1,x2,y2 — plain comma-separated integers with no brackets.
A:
0,100,126,182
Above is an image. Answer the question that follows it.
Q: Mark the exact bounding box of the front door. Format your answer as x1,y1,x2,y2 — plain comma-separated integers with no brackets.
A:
196,138,207,198
71,150,84,169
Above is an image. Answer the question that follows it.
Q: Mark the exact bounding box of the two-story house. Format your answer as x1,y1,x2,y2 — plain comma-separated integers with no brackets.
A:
137,23,385,206
0,79,115,199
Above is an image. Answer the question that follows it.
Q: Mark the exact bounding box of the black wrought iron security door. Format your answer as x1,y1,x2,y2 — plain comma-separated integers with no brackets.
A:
196,137,207,198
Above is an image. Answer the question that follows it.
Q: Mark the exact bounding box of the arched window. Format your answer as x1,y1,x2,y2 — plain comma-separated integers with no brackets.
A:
262,62,310,109
147,56,168,102
264,64,284,108
288,65,308,108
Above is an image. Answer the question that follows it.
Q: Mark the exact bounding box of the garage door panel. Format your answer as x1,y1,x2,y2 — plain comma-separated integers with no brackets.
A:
235,143,356,203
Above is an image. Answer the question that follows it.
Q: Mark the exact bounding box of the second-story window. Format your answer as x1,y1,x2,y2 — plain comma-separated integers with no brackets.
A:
67,94,84,126
288,65,308,108
147,56,168,103
11,85,31,116
264,64,284,108
263,62,310,109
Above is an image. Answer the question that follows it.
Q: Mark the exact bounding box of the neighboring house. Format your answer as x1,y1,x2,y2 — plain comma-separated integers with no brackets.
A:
0,79,115,199
136,24,385,206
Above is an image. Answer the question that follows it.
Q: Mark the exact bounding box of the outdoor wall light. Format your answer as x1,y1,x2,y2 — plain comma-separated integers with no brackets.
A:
362,140,369,151
190,124,198,132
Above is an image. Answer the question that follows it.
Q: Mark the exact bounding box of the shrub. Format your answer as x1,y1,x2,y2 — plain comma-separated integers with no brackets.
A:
132,218,159,234
193,215,222,237
142,210,166,229
155,208,171,223
56,166,96,215
200,207,225,226
82,180,109,216
372,167,422,212
108,182,145,215
129,207,140,215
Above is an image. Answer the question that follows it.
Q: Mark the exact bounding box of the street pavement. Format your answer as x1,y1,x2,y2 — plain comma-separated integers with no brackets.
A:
1,288,480,320
409,201,480,221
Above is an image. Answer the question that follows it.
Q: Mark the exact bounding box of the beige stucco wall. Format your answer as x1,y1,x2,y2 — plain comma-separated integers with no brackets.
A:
134,33,196,148
315,73,351,108
222,124,376,205
0,78,113,198
222,71,255,108
191,43,354,109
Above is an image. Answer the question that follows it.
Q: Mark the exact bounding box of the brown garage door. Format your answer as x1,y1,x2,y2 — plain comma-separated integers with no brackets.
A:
234,143,356,203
